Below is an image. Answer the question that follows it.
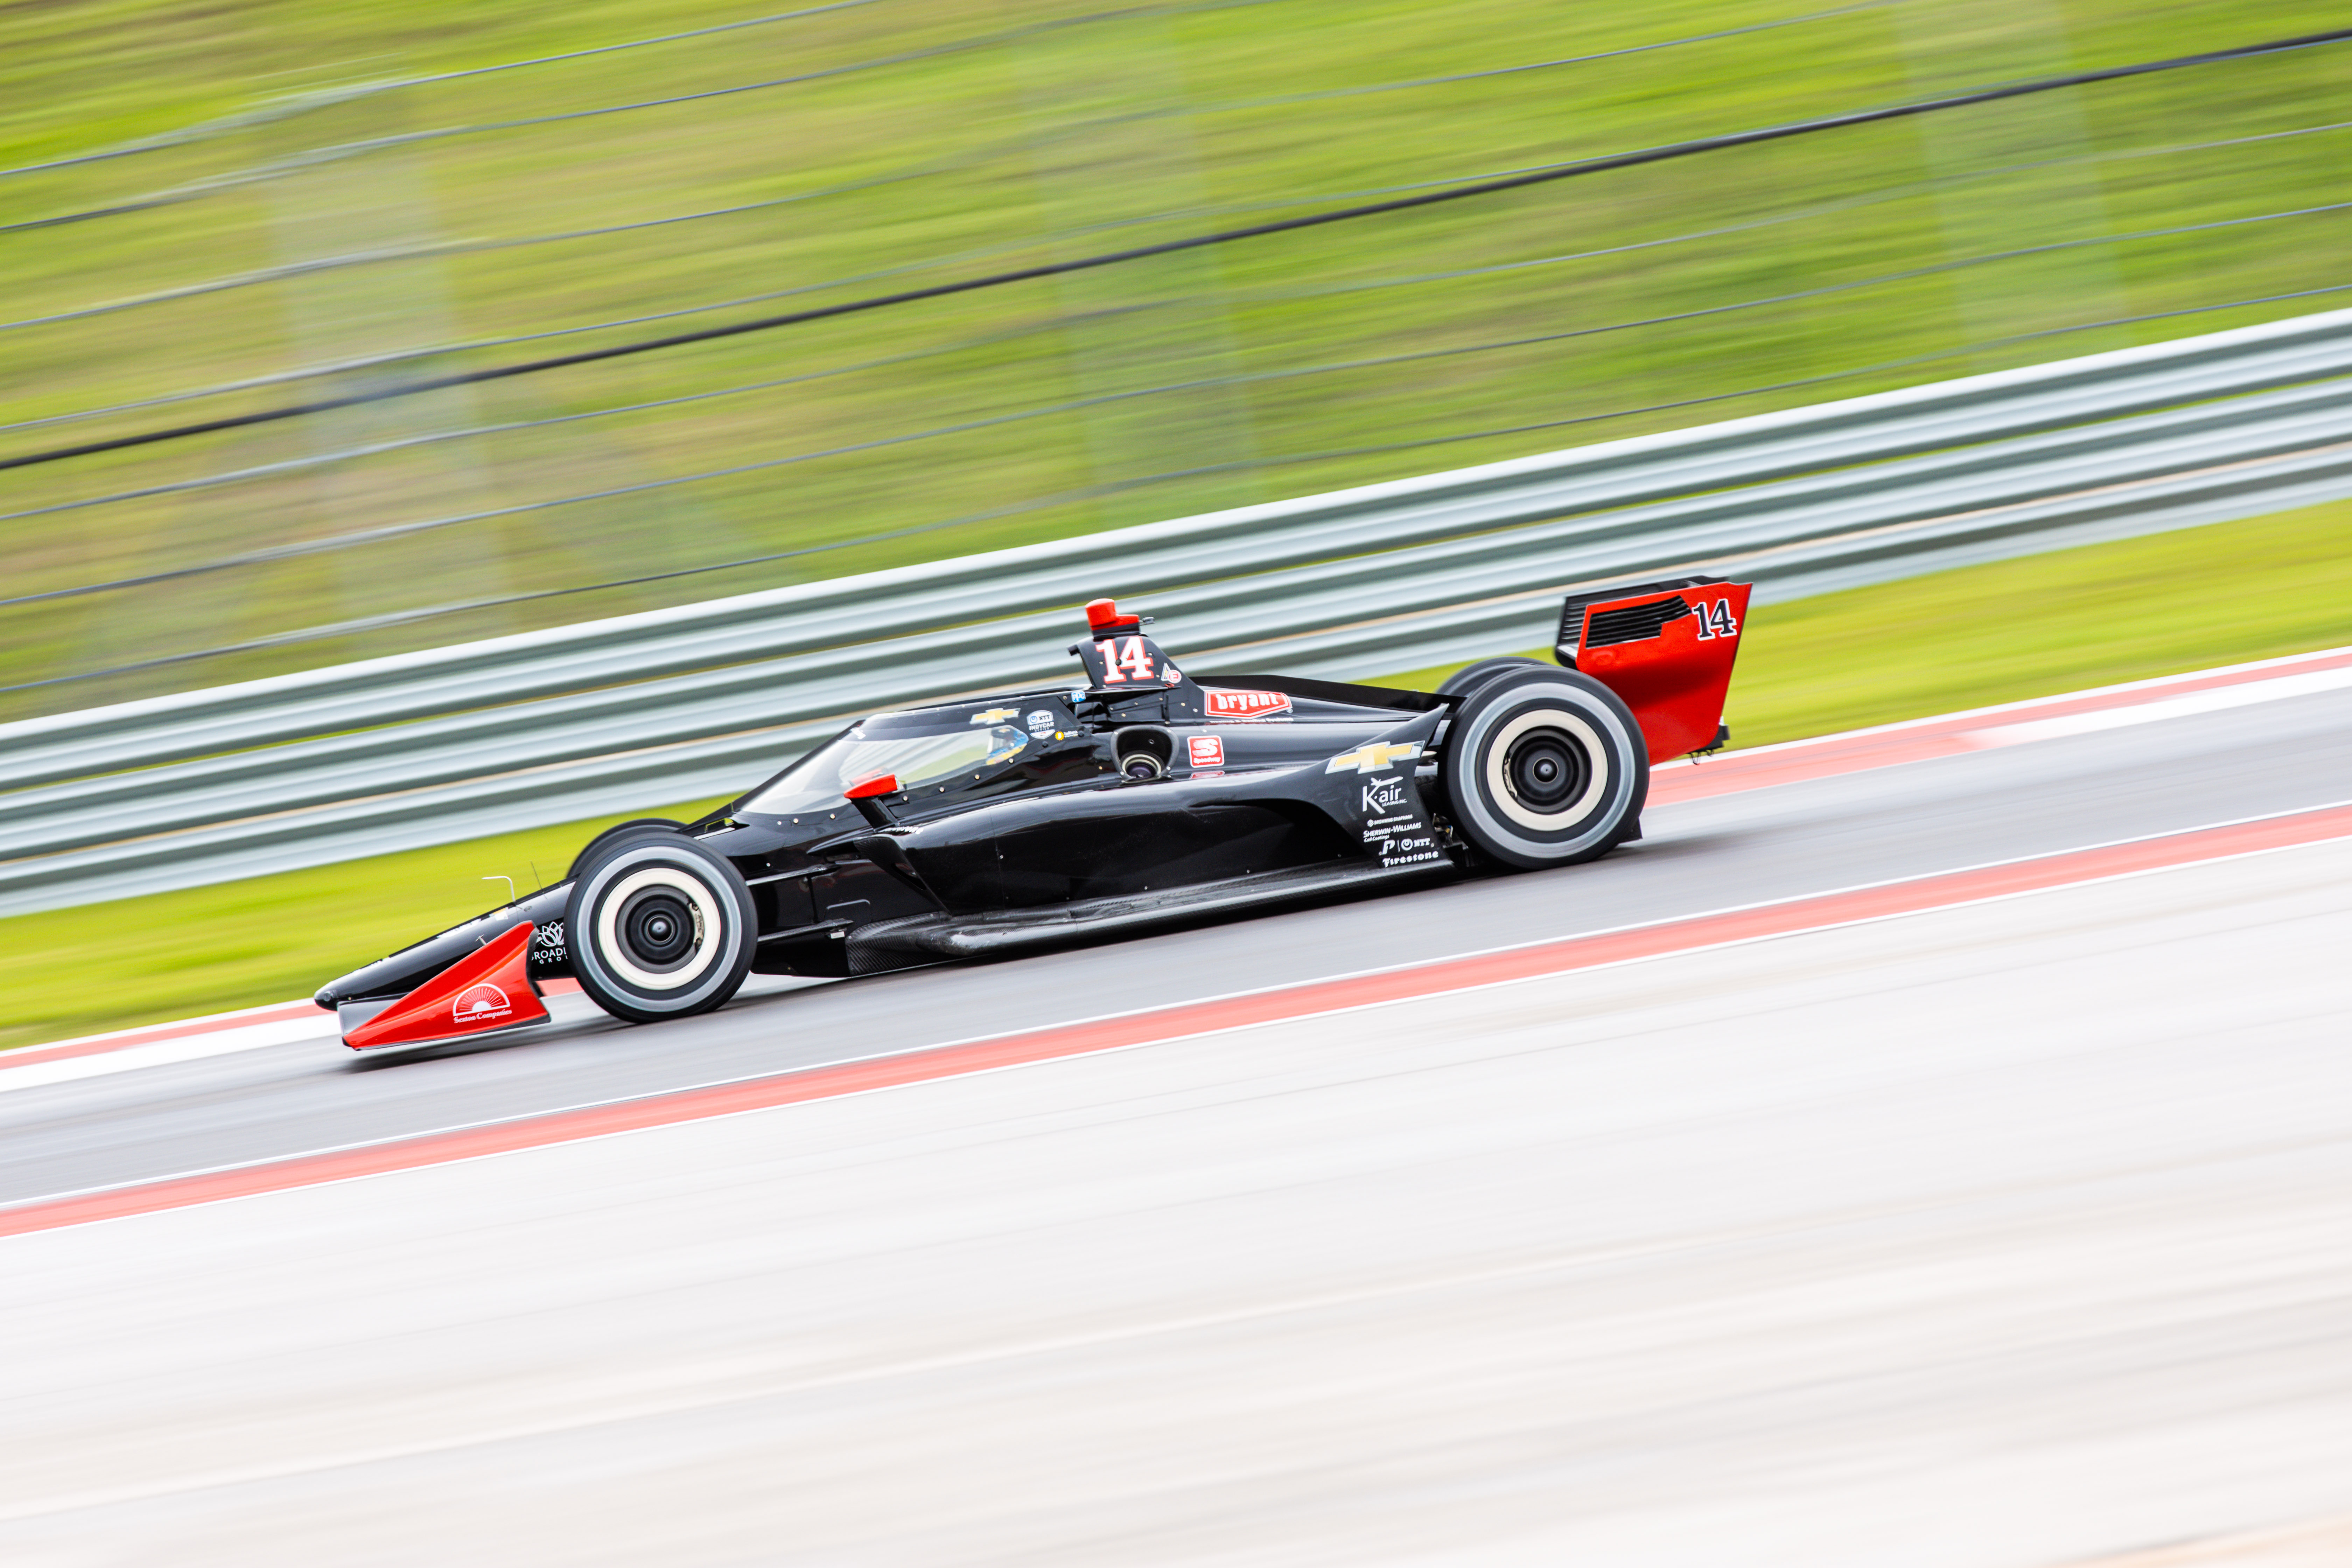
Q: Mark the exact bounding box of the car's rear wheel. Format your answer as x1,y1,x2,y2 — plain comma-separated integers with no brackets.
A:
1435,655,1553,700
1441,667,1646,869
566,834,756,1024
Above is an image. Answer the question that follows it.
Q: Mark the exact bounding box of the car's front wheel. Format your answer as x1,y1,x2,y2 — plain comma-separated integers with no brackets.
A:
566,833,756,1024
1441,667,1647,869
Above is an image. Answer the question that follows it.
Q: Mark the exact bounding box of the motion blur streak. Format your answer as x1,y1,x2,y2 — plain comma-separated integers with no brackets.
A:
0,837,2345,1563
5,794,2348,1240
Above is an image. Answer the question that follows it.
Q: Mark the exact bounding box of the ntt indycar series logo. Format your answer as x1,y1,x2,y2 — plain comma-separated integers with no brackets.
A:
451,983,514,1027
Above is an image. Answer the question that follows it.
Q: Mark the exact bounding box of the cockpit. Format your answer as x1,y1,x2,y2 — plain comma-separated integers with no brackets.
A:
743,706,1037,817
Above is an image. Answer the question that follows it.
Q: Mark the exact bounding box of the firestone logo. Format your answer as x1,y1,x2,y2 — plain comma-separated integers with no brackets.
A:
451,983,514,1027
1204,688,1291,720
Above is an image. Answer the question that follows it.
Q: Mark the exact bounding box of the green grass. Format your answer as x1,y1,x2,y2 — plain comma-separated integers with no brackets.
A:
1382,497,2352,747
0,796,724,1054
2,0,2348,719
6,497,2348,1054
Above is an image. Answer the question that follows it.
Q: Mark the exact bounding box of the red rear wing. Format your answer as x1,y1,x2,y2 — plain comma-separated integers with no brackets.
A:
1557,577,1752,763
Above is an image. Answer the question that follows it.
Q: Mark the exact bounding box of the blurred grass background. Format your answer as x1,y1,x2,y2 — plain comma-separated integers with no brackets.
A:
6,494,2350,1052
4,0,2351,1046
3,0,2348,719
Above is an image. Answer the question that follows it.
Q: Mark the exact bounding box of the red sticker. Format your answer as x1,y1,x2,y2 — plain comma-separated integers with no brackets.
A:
1187,735,1226,768
1204,688,1292,720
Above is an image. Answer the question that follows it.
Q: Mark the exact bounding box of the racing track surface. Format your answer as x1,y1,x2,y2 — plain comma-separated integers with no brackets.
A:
0,658,2349,1563
5,663,2351,1206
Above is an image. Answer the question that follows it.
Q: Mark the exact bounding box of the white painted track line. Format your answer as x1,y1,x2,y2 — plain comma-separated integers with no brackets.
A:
1974,661,2352,746
0,1011,339,1095
10,645,2347,1078
1,839,2346,1565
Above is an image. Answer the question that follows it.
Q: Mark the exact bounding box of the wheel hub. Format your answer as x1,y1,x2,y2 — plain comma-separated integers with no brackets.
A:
618,889,698,969
1503,728,1586,813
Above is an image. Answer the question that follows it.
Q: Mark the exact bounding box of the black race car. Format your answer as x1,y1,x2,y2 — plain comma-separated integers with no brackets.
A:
320,580,1750,1051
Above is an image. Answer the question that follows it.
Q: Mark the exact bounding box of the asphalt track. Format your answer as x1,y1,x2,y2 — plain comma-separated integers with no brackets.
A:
1,657,2348,1563
5,657,2351,1211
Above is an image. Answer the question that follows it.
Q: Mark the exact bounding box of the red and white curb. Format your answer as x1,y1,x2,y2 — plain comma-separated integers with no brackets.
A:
0,1000,339,1094
1650,642,2352,803
0,979,585,1097
5,796,2348,1240
4,643,2346,1097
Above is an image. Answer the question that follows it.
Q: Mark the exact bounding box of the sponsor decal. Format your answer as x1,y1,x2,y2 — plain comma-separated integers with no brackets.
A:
530,921,568,967
1204,688,1292,721
1162,664,1183,686
969,706,1021,725
1186,734,1226,769
1094,635,1156,685
451,982,514,1028
1380,835,1444,867
1326,741,1421,775
1361,775,1408,815
1026,709,1058,737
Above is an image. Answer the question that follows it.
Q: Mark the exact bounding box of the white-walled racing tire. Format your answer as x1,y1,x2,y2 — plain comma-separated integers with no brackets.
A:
566,817,688,880
1441,667,1647,869
566,833,756,1024
1436,655,1552,700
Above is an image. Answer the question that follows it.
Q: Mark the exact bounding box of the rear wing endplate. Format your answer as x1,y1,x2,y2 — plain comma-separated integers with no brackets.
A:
1556,576,1752,763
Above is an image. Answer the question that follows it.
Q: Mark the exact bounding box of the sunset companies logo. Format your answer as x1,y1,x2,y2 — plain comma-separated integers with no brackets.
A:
451,983,514,1027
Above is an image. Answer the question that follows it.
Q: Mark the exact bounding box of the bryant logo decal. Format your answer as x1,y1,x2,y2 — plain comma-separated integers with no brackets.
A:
1204,689,1292,720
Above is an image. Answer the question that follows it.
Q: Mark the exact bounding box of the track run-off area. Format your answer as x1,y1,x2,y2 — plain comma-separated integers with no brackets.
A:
2,645,2349,1564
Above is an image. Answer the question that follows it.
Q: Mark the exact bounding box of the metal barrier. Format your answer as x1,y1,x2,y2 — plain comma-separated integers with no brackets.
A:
5,305,2350,915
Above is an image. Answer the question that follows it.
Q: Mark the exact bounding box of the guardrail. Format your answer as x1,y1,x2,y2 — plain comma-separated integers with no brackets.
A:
5,304,2350,916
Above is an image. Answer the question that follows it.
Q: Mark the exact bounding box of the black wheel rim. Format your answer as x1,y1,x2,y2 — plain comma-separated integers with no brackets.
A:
616,888,698,972
1502,726,1588,814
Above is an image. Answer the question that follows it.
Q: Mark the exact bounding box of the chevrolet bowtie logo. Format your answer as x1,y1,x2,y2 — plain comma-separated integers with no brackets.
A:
1326,741,1421,775
968,707,1021,724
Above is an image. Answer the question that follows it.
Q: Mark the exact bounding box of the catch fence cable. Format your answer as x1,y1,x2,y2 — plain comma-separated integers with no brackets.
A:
5,20,2347,476
10,276,2346,701
12,112,2349,441
8,191,2345,611
0,1,886,183
13,113,2352,529
0,0,1880,233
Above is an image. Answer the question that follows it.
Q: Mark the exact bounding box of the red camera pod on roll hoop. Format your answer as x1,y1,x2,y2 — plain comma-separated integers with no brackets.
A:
343,920,548,1051
1074,597,1183,695
1084,597,1142,636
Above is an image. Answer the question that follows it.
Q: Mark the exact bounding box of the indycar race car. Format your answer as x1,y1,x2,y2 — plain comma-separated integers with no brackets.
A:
318,578,1751,1051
